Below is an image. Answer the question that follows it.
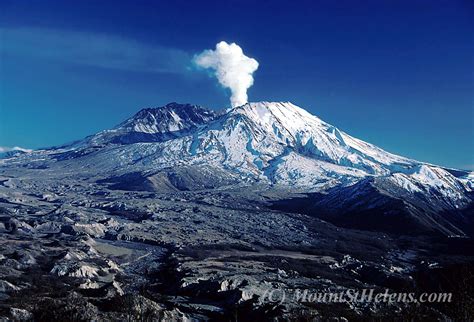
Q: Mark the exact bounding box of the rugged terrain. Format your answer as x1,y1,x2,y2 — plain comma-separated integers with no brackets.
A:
0,102,473,320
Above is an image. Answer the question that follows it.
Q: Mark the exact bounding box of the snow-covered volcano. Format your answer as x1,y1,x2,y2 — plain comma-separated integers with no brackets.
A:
2,101,473,236
65,101,470,192
79,101,414,176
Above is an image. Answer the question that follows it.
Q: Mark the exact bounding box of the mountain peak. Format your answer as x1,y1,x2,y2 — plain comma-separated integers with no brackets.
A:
230,101,325,134
89,100,413,173
117,102,216,135
83,102,216,145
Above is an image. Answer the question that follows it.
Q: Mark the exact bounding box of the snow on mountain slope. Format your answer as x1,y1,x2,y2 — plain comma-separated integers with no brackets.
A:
234,102,412,169
460,172,474,190
1,100,472,236
306,176,470,236
224,102,415,174
117,102,216,134
83,103,217,146
1,101,471,205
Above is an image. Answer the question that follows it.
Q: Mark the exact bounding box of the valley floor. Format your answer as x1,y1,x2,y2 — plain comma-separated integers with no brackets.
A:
0,169,473,321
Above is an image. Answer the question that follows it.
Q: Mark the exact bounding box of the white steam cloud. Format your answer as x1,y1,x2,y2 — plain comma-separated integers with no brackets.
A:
194,41,259,107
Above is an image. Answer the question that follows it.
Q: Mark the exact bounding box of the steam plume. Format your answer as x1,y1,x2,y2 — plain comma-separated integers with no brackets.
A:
194,41,259,107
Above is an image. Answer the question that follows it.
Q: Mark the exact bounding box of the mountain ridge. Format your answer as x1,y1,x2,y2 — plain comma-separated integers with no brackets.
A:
1,101,472,236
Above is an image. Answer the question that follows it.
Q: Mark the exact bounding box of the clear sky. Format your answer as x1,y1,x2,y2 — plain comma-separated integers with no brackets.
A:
0,0,472,169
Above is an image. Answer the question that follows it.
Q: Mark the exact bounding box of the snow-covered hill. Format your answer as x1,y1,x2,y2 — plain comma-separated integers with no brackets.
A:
1,101,472,235
67,101,470,191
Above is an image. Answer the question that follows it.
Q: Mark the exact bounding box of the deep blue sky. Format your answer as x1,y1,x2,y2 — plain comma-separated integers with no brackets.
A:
0,0,472,169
